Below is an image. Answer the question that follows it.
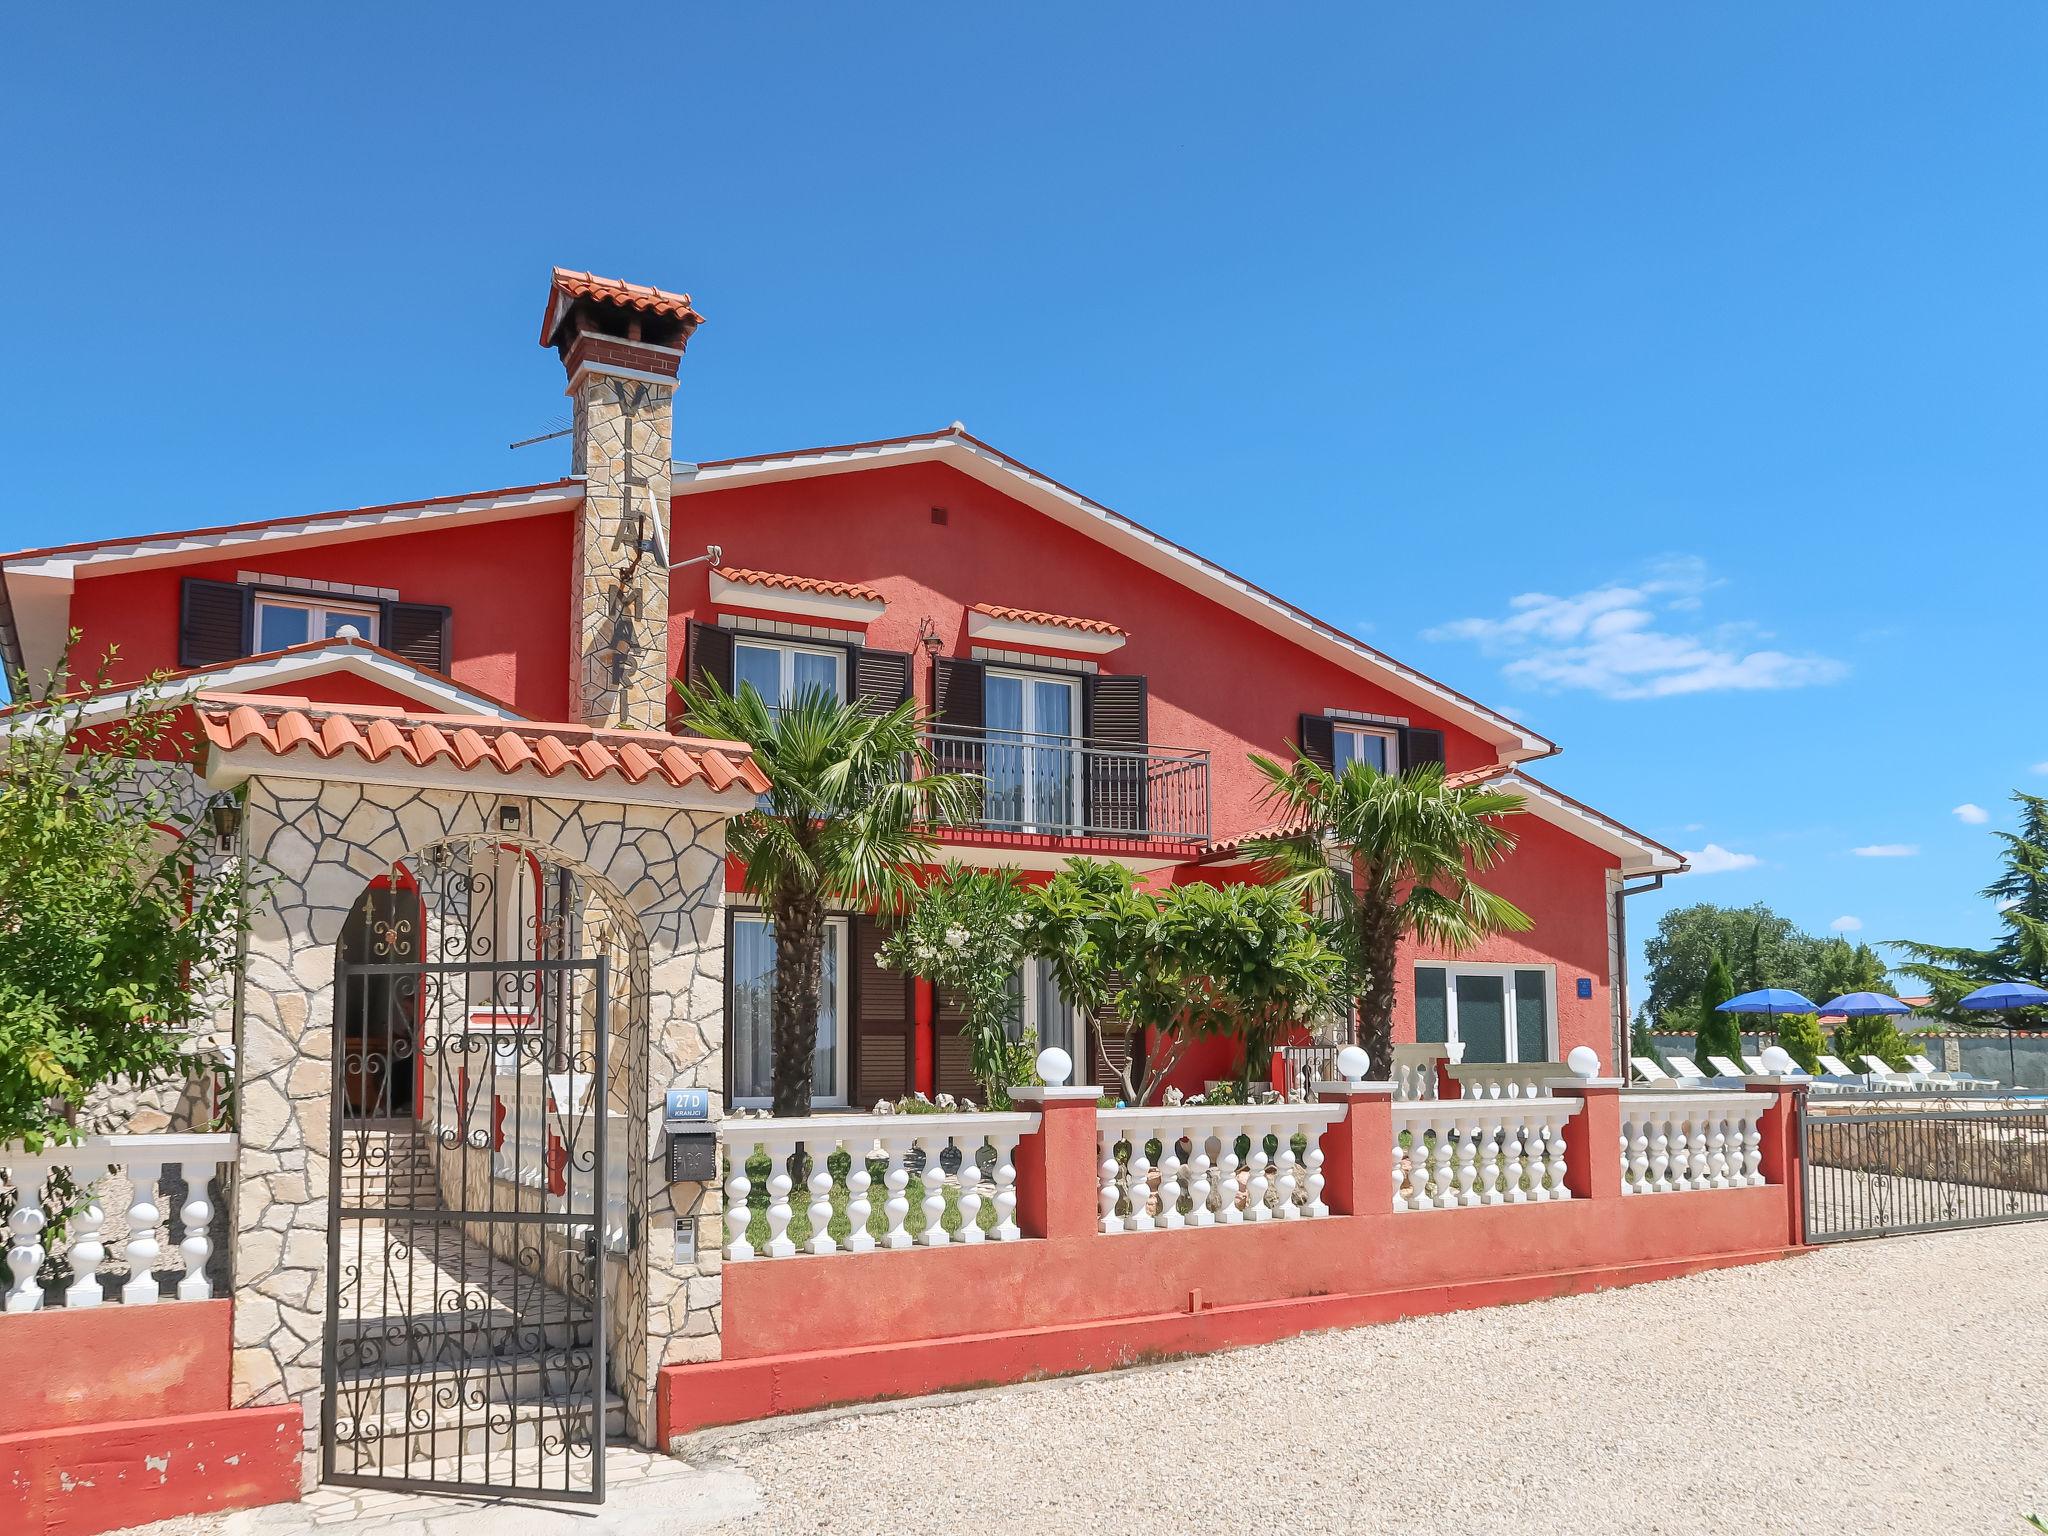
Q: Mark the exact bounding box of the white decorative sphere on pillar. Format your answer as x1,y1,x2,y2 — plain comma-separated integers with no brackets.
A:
1567,1046,1602,1080
1335,1046,1370,1084
1761,1046,1796,1075
1037,1047,1073,1088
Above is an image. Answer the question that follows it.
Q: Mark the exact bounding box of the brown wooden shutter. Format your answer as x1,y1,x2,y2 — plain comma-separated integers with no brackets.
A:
179,578,249,668
933,985,979,1100
1399,727,1446,772
931,656,985,777
383,602,452,674
850,646,913,715
686,620,734,692
1297,713,1336,773
1084,673,1148,834
852,914,914,1106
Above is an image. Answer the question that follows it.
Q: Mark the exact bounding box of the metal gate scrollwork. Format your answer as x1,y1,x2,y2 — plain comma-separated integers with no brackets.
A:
323,837,622,1503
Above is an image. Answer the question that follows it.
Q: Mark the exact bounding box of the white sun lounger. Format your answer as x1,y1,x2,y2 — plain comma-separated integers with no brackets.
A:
1631,1057,1673,1086
1859,1054,1921,1090
1707,1054,1748,1078
1739,1054,1772,1075
1906,1053,1997,1090
1666,1055,1710,1081
1818,1054,1860,1079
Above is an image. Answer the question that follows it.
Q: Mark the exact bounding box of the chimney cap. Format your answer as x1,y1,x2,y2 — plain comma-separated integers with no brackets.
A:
541,267,704,352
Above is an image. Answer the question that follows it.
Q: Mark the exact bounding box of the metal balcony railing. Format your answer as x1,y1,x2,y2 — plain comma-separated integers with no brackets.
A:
923,726,1210,843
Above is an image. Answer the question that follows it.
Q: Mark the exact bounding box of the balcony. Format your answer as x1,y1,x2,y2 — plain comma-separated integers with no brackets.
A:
923,726,1210,844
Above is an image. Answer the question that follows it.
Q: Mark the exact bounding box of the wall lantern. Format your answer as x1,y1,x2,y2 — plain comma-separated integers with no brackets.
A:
205,793,242,849
917,616,944,657
498,803,524,833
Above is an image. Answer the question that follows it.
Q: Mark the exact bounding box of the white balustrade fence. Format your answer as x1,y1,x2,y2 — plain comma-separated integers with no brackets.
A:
1097,1104,1346,1232
484,1071,628,1254
1391,1099,1582,1210
723,1113,1037,1261
1619,1093,1770,1194
2,1134,237,1313
1391,1044,1455,1102
1446,1061,1567,1101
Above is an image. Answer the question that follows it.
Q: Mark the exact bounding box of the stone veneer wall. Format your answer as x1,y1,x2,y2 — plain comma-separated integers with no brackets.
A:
231,772,730,1472
570,370,673,730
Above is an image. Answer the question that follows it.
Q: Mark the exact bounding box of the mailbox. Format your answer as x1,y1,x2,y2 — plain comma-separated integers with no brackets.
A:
666,1130,719,1184
663,1084,718,1183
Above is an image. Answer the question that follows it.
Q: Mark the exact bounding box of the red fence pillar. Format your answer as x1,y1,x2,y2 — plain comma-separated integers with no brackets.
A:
1009,1086,1101,1239
1754,1079,1810,1247
1317,1082,1394,1216
1558,1079,1626,1201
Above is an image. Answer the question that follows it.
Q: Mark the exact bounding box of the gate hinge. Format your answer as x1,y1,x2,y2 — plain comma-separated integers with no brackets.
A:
627,1210,641,1253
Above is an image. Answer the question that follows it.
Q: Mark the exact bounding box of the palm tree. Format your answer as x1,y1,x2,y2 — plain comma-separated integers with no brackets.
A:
673,678,980,1116
1246,753,1530,1075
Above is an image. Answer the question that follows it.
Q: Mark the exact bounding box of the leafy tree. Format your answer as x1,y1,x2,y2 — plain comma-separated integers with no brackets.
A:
1834,1014,1911,1073
1891,790,2048,1025
1639,903,1819,1031
876,864,1032,1099
1137,883,1343,1096
673,679,978,1116
1019,859,1159,1096
1695,950,1743,1066
1247,753,1528,1077
1,654,248,1149
1776,1011,1825,1074
1807,936,1891,1003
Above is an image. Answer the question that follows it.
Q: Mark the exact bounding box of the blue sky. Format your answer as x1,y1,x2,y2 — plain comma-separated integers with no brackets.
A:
4,6,2045,1001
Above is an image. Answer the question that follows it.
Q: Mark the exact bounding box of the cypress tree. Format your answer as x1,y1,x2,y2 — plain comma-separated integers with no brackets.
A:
1696,950,1744,1065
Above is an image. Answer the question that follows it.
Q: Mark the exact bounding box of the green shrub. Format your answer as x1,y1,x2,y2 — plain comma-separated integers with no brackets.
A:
1834,1015,1911,1072
1776,1012,1824,1074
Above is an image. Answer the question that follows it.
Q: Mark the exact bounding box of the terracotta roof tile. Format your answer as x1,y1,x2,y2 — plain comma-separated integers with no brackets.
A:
543,269,703,345
193,695,768,799
969,602,1126,638
714,566,885,605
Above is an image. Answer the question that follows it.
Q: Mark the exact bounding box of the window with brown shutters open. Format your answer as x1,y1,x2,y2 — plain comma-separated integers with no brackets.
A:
179,578,250,669
1399,726,1446,770
1296,712,1336,773
1083,673,1148,833
853,913,914,1105
685,620,735,693
931,655,985,779
850,646,913,716
382,601,452,674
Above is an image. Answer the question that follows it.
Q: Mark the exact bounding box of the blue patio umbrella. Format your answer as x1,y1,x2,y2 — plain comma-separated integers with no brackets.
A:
1817,992,1910,1017
1715,988,1822,1016
1959,981,2048,1086
1714,989,1822,1065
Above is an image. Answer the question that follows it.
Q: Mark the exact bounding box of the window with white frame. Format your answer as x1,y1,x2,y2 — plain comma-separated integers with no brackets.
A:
1003,955,1083,1069
1333,724,1398,777
984,668,1081,832
1413,963,1555,1064
732,636,845,710
253,593,381,651
731,913,849,1108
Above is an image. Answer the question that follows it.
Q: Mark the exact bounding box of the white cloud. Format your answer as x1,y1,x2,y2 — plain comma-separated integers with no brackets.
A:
2034,762,2048,776
1830,915,1864,932
1953,803,1990,825
1679,843,1760,876
1852,844,1919,858
1424,555,1847,701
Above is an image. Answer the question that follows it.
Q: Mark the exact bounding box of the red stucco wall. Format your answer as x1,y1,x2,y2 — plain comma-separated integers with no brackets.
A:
64,510,576,719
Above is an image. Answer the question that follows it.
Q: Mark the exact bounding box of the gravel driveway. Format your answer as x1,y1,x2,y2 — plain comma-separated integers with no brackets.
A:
110,1223,2048,1536
697,1224,2048,1536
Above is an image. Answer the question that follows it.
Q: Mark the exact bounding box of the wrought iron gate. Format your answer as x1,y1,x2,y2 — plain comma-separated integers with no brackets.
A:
1801,1094,2048,1242
323,841,614,1503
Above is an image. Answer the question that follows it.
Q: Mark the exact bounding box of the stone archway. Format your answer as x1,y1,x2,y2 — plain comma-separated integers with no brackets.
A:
222,766,736,1490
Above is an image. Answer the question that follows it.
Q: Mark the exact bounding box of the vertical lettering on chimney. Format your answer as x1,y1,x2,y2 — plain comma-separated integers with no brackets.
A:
540,269,701,731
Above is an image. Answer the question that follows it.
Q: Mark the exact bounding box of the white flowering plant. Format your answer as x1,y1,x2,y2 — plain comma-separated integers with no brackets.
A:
877,862,1034,1100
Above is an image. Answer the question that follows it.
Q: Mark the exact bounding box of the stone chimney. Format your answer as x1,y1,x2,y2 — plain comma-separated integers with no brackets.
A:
540,268,704,729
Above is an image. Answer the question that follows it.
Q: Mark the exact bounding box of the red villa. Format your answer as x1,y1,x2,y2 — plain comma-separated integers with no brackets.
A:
0,267,1683,1108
